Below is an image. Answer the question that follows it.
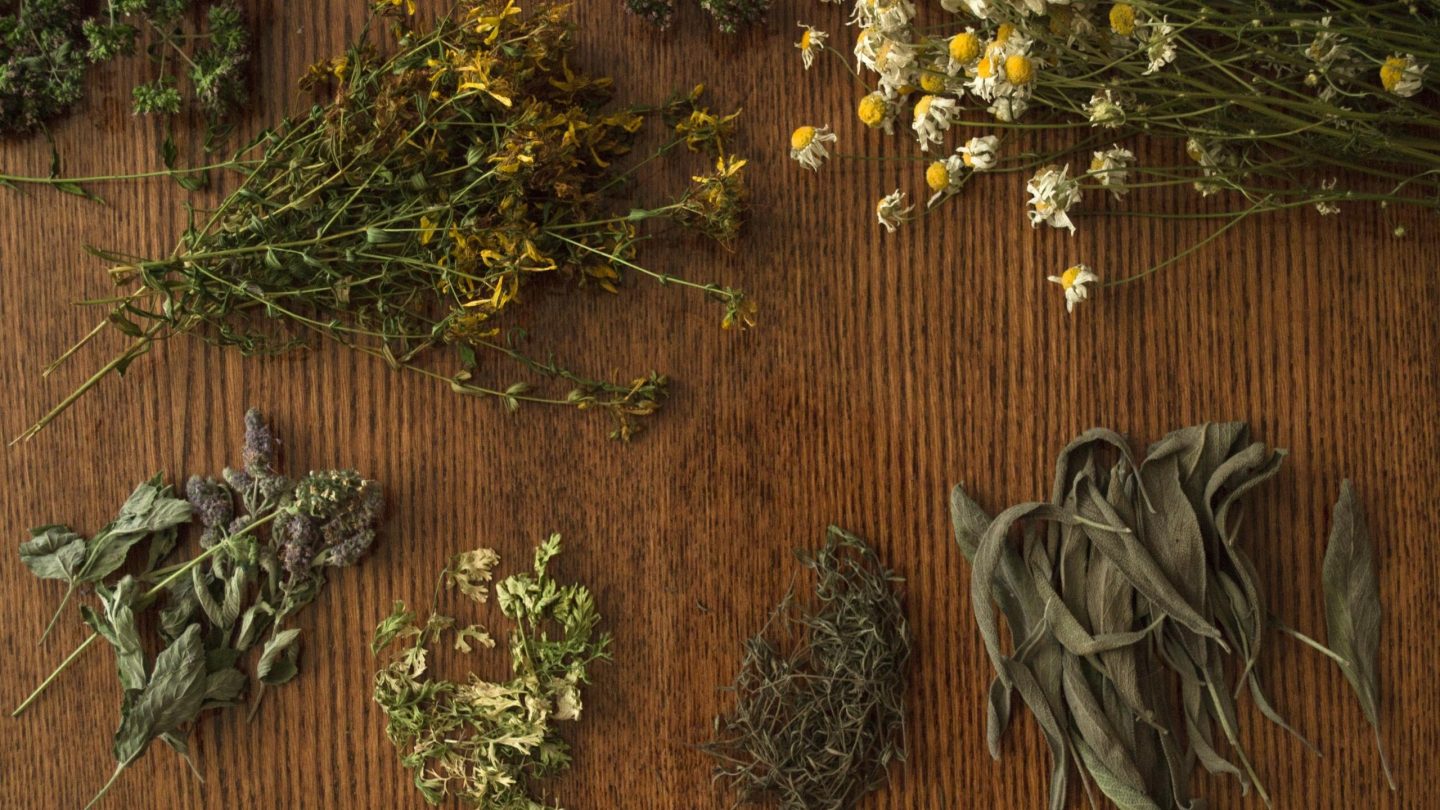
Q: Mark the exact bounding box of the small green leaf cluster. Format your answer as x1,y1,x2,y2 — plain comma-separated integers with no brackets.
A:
372,534,610,809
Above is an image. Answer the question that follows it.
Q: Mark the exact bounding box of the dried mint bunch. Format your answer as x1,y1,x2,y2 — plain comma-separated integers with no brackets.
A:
14,408,384,808
704,526,910,810
951,423,1395,809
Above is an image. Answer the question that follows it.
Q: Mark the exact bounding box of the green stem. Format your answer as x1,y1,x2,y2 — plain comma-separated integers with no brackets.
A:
83,760,132,810
11,632,99,717
38,582,77,645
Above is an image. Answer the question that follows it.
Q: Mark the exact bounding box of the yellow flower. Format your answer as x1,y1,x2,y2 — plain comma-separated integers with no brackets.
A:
995,23,1015,43
976,55,996,80
857,92,888,128
419,215,437,246
925,161,950,192
791,125,817,151
949,32,980,64
919,69,946,94
1110,4,1137,37
386,0,416,14
1005,54,1035,86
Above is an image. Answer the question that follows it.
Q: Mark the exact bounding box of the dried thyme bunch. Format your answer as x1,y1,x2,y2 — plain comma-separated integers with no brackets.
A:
13,408,384,808
372,534,610,808
951,424,1394,809
704,526,910,810
1,0,251,140
16,0,752,443
625,0,771,33
792,1,1439,309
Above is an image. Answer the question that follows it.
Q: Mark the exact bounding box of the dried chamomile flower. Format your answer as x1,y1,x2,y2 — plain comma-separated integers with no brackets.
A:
1027,164,1081,233
797,24,827,69
1047,263,1099,313
1088,145,1135,198
875,189,914,232
1379,53,1427,97
959,134,999,171
790,125,837,170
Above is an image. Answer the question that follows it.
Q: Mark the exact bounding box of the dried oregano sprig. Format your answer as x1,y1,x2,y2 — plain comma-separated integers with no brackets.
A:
14,0,753,444
704,526,910,810
13,408,383,808
0,0,251,140
372,534,610,808
951,424,1395,809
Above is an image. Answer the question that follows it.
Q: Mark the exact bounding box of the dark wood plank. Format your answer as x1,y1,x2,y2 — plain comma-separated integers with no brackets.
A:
1,1,1435,807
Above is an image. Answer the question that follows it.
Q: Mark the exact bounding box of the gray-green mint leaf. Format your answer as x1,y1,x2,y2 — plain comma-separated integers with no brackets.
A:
256,628,302,685
112,624,208,766
19,525,88,581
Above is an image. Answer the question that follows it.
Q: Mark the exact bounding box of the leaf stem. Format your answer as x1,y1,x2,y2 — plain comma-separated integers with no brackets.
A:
11,632,99,717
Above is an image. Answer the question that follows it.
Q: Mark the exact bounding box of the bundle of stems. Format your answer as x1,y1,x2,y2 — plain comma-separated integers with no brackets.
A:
9,0,753,441
794,0,1438,298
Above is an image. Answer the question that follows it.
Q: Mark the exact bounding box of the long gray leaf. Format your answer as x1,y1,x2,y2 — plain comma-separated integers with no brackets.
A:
1322,480,1396,790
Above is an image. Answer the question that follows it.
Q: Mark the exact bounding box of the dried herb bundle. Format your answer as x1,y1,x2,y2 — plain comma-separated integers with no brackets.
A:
704,526,910,810
20,0,752,442
372,534,610,808
950,424,1394,809
13,409,384,808
0,0,251,140
625,0,771,34
791,1,1440,306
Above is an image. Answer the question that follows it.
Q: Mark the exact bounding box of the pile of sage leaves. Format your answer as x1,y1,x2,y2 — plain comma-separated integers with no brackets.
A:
950,424,1394,808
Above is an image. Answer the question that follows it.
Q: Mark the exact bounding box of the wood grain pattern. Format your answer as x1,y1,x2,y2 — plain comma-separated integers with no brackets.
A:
1,1,1437,808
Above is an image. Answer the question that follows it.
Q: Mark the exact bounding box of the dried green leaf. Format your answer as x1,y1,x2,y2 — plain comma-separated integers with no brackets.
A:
257,628,302,685
19,526,88,581
1322,480,1396,790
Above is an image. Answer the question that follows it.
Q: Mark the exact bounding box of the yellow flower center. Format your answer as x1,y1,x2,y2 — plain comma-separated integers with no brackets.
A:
919,70,946,94
800,30,812,49
857,93,887,127
914,95,935,119
1089,156,1104,173
791,126,816,150
1109,4,1137,37
963,152,976,167
925,161,950,191
996,23,1015,42
1005,54,1035,86
949,32,980,63
875,41,893,70
1059,266,1084,289
977,56,996,80
1380,56,1406,91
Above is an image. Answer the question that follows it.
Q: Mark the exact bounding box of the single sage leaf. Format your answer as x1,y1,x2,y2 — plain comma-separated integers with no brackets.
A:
1322,480,1396,790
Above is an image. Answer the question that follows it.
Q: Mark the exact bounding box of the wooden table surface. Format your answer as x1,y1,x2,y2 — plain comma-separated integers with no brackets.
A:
2,2,1436,808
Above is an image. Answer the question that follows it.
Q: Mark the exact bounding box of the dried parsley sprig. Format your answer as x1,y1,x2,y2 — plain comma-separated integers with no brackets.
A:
951,424,1396,809
16,0,753,443
12,408,384,808
704,526,911,810
372,534,610,808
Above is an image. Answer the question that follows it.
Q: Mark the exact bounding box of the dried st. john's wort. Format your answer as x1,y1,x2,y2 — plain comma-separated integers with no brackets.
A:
22,0,753,443
951,424,1395,809
372,534,609,809
14,408,383,808
705,526,910,810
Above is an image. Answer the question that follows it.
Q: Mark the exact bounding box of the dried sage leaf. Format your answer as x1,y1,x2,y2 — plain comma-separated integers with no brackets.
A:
1322,480,1397,790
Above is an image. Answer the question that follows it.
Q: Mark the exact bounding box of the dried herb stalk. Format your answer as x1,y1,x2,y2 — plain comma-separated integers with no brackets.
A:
704,526,910,810
18,0,753,442
951,424,1396,808
13,409,384,808
372,534,609,808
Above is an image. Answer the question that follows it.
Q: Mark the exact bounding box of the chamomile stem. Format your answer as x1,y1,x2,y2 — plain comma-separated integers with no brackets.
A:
11,632,99,717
